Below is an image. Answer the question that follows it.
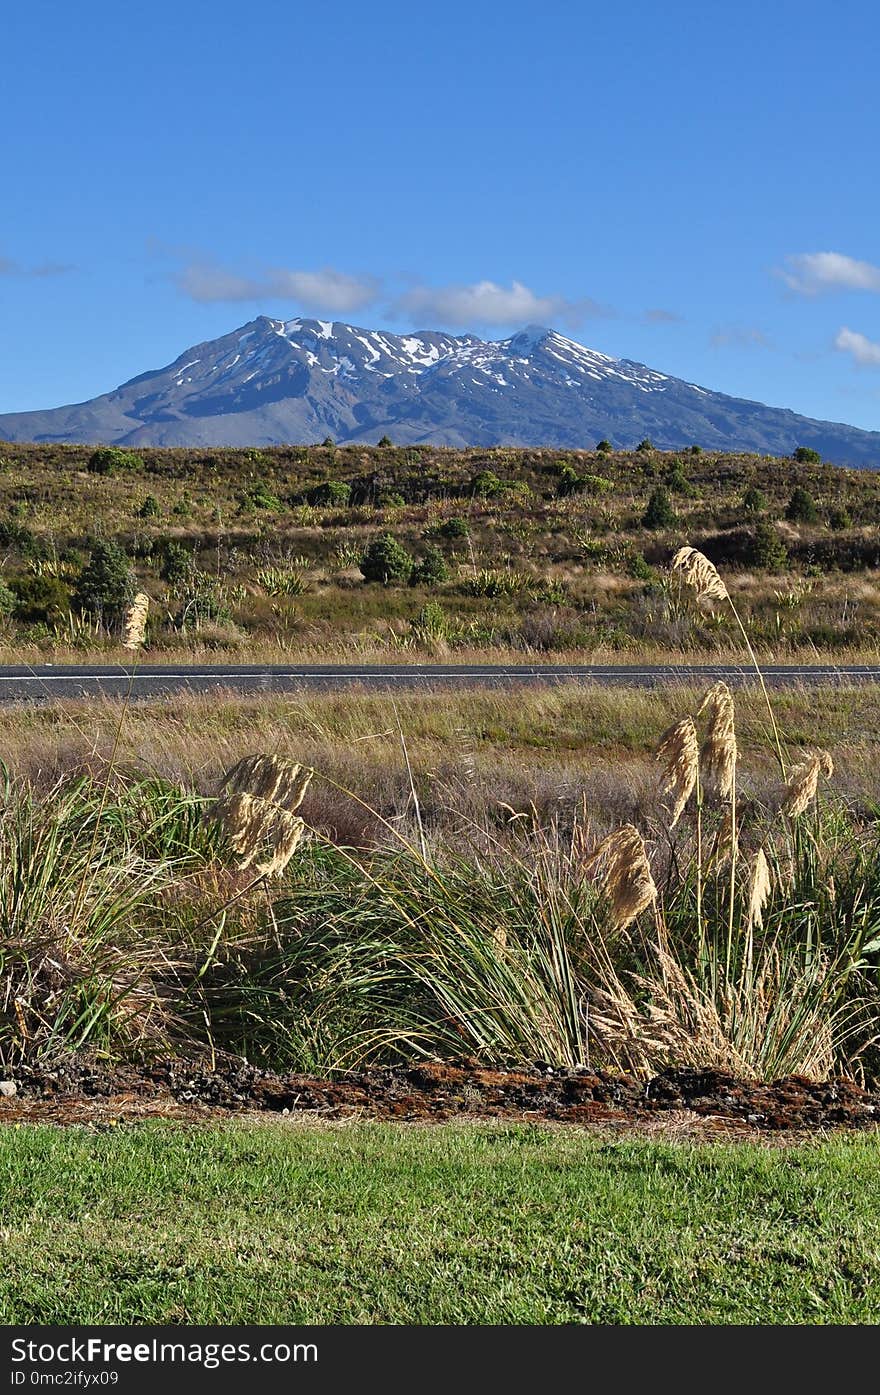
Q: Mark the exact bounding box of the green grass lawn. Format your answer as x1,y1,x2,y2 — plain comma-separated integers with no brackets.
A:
2,1121,880,1324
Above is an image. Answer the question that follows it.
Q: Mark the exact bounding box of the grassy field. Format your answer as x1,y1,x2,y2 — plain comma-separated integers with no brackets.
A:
2,439,880,663
1,1120,879,1324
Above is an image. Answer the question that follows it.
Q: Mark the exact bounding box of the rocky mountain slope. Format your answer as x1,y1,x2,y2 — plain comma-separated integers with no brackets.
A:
2,316,879,465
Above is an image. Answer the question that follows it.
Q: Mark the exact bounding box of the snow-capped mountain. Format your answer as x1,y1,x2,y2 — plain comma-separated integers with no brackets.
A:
2,316,879,465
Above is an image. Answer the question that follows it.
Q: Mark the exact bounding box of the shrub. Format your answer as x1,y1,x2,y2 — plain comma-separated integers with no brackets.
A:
0,578,15,619
321,436,335,447
411,601,448,643
636,438,655,453
793,445,821,464
595,439,612,454
469,470,504,499
10,573,71,624
137,495,161,518
786,486,819,525
628,551,655,581
239,480,281,512
829,506,853,531
742,485,767,515
409,545,449,587
159,541,193,584
377,435,394,448
308,480,351,507
73,541,136,624
87,447,144,476
427,516,469,541
749,522,788,571
642,486,676,530
359,534,413,586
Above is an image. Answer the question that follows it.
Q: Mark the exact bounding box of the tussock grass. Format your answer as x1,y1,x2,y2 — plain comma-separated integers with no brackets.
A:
2,547,880,1078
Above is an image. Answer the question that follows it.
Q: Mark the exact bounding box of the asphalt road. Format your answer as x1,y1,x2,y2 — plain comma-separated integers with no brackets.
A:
0,662,878,701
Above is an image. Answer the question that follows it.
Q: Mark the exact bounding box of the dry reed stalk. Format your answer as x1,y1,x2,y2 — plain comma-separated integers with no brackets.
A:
213,791,306,877
213,752,313,878
584,824,657,931
747,846,772,931
656,715,699,827
671,546,729,603
781,750,834,817
122,592,150,650
222,754,312,811
697,682,738,799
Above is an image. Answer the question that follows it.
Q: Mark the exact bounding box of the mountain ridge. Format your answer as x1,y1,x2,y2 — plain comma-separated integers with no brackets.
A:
2,315,879,466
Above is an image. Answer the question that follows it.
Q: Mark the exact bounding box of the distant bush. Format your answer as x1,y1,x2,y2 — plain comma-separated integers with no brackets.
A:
137,494,161,518
359,534,413,586
159,541,193,585
87,447,144,476
427,516,469,541
642,486,676,530
73,541,136,624
308,480,351,507
749,522,788,571
742,485,767,515
793,446,821,464
636,438,655,453
469,470,505,499
239,480,281,512
595,439,613,454
10,573,71,624
321,436,335,448
786,486,819,525
377,435,394,448
829,506,853,531
0,577,16,620
409,545,449,587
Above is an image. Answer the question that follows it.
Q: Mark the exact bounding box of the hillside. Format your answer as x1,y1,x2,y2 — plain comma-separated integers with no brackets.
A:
0,439,878,663
3,318,880,465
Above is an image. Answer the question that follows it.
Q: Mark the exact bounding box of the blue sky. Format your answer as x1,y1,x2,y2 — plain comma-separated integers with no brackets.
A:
3,0,880,428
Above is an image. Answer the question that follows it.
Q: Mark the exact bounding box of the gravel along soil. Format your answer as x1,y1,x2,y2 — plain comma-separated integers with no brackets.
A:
2,1059,880,1135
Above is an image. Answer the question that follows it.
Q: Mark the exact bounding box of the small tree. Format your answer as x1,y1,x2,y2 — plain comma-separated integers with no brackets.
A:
87,447,144,476
137,494,161,518
749,522,788,571
359,534,413,586
409,545,448,587
308,480,351,507
377,434,394,448
470,469,504,499
785,486,819,524
73,541,136,625
793,445,821,464
742,485,767,515
642,486,676,530
636,438,655,453
596,439,613,454
10,574,71,624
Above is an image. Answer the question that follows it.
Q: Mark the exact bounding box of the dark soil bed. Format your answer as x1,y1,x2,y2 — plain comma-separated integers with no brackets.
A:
2,1058,879,1133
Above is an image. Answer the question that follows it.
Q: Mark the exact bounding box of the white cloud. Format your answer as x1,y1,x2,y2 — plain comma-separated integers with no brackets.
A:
834,326,880,366
172,259,608,329
175,261,381,313
780,252,880,295
0,254,74,278
267,268,380,313
644,307,682,324
710,325,771,350
390,279,606,328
